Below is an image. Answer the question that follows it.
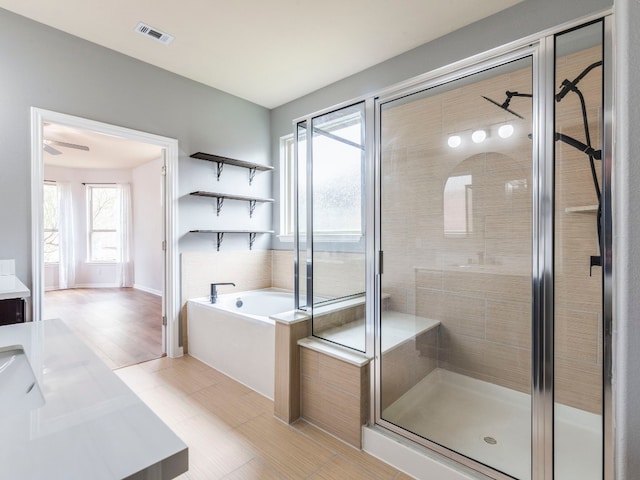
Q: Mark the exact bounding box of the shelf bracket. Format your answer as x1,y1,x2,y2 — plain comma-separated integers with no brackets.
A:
249,232,257,250
216,161,224,181
249,200,257,218
248,167,257,185
216,232,224,251
216,197,224,216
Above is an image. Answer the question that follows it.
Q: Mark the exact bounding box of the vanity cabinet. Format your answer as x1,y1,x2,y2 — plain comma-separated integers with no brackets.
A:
0,298,25,325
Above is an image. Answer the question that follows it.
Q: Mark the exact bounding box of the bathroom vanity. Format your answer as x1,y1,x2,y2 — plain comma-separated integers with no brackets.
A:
0,319,188,479
0,259,30,325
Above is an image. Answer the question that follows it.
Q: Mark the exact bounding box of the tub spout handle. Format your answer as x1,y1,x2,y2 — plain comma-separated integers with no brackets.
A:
210,282,236,303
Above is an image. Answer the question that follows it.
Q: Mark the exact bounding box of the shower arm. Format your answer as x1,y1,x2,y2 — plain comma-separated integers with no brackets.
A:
502,90,533,107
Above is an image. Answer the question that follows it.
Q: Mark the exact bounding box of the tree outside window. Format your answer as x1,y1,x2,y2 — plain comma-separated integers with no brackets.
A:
88,185,120,262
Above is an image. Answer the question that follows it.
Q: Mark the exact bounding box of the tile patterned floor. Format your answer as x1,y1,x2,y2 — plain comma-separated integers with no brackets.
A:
116,355,413,480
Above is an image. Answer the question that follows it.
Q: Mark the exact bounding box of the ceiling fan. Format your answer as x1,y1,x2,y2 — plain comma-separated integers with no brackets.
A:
43,139,90,156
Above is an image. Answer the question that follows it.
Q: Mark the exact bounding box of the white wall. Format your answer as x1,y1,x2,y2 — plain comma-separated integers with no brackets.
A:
44,165,132,289
45,160,165,293
132,157,163,295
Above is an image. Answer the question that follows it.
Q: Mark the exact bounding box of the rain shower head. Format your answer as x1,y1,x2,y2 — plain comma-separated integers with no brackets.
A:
481,95,524,119
481,91,533,120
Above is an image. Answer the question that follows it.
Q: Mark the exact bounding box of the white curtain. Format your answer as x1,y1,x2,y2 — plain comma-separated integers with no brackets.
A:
57,182,76,289
118,183,134,287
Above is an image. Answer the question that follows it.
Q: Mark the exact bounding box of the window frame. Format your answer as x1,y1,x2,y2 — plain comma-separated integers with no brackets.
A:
279,107,366,243
279,134,295,239
86,184,120,263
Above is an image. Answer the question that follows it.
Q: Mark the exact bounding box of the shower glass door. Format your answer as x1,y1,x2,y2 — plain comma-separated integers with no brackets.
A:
553,20,605,480
377,54,534,479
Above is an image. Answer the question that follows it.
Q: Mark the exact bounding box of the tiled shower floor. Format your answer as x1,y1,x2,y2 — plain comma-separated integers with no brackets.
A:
382,368,601,480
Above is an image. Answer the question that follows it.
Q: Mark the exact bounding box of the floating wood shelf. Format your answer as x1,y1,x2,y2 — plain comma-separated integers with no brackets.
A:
190,152,274,185
189,230,274,251
190,191,274,217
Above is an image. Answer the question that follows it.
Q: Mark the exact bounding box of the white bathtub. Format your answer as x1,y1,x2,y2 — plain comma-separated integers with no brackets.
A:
186,288,295,399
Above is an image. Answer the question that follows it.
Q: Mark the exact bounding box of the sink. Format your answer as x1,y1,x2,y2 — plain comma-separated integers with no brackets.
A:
0,345,45,417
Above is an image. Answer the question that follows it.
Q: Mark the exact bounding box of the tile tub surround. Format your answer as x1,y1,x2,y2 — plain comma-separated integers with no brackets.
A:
273,312,311,423
181,250,273,352
297,312,439,449
299,338,371,448
0,319,187,480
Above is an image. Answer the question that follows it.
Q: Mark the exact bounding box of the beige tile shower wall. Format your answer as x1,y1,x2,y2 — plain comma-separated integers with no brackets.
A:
381,47,603,414
312,251,366,299
181,250,273,352
271,249,365,300
415,269,532,395
381,60,535,399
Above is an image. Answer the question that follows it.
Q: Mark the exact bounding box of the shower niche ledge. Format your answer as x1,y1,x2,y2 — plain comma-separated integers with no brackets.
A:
564,204,598,213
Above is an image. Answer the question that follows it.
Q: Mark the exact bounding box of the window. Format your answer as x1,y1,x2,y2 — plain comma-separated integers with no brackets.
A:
280,104,365,241
87,185,120,262
43,182,59,263
279,134,295,237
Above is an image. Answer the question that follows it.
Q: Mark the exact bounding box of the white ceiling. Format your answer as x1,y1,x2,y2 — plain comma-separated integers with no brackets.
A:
43,123,163,169
0,0,522,109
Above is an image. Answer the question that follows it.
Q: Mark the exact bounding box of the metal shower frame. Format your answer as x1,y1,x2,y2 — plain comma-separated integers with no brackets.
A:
291,12,613,480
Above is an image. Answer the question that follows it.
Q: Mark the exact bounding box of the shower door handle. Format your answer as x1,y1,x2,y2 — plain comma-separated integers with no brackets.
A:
378,250,384,275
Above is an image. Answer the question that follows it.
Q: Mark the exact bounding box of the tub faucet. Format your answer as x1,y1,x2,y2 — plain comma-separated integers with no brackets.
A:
210,282,235,303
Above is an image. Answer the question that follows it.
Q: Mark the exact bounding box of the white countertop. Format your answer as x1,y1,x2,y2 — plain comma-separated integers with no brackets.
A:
0,274,30,300
0,319,187,480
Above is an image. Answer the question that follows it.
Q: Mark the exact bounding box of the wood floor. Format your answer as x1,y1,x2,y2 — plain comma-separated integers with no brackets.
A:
116,355,413,480
44,288,163,370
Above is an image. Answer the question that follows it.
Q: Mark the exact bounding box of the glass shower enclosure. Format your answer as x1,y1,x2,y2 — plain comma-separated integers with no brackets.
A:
375,19,609,480
294,16,612,480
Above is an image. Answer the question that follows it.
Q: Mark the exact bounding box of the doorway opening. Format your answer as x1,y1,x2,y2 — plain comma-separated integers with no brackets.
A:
31,108,181,360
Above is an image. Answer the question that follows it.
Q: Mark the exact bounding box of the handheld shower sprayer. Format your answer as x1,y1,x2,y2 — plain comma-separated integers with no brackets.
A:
481,60,603,273
555,61,603,102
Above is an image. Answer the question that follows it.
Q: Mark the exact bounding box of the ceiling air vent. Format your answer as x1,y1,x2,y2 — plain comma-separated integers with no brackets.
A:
135,22,174,45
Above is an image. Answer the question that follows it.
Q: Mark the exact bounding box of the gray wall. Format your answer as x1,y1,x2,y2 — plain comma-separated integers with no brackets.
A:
270,0,612,250
0,7,271,285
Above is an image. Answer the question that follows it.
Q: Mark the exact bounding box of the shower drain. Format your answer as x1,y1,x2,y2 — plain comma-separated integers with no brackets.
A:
483,436,498,445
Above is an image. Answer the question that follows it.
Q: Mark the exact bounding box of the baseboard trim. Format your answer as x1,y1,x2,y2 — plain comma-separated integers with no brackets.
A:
134,284,163,296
